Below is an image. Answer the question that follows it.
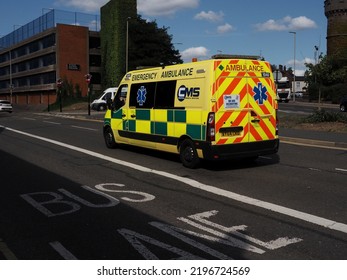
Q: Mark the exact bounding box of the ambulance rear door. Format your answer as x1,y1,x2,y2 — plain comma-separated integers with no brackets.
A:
213,59,277,146
246,61,277,144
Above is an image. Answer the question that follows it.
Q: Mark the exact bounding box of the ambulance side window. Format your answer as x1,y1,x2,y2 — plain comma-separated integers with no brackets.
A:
129,82,156,108
154,81,176,108
113,85,128,110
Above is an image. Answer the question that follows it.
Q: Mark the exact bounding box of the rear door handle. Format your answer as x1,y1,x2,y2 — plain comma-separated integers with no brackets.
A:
251,118,260,123
131,114,136,118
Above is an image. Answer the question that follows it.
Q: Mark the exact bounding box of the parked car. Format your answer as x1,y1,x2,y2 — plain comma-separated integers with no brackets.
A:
340,96,347,112
0,100,13,113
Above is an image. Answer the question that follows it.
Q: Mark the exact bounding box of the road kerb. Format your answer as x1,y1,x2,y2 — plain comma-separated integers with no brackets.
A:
280,136,347,150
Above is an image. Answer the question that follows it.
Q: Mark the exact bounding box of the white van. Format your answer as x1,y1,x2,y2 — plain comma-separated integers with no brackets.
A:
91,87,117,111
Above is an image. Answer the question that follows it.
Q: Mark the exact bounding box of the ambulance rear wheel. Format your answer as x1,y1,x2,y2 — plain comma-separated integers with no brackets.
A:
104,126,117,148
179,139,200,169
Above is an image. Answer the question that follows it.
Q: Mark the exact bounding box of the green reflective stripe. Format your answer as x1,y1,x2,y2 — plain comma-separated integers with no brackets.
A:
174,110,186,122
167,110,174,122
128,120,136,132
136,109,151,120
167,110,186,122
111,110,123,119
104,118,111,126
187,124,203,140
152,122,167,135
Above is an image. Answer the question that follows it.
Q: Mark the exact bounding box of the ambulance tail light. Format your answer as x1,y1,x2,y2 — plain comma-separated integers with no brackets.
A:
207,112,215,142
276,109,279,135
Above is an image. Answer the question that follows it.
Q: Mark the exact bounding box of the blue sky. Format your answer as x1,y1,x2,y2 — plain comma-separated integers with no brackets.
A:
0,0,327,75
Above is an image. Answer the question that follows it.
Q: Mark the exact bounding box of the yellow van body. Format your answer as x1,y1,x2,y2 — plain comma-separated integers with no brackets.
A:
104,56,279,168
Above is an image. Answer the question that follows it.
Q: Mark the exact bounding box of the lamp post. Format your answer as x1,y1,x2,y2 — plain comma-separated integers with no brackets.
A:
85,74,92,116
56,78,63,112
126,17,131,73
289,31,296,102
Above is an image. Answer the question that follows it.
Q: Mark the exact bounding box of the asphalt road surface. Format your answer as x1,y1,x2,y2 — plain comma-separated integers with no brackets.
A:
0,110,346,260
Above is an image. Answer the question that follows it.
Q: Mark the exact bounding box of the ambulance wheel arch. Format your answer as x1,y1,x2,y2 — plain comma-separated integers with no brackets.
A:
104,126,117,148
179,138,200,169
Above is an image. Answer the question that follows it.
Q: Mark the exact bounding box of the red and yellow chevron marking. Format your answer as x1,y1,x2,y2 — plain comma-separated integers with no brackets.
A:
212,59,277,145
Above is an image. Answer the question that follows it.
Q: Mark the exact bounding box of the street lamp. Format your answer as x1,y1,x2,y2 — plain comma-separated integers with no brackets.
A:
126,17,131,73
289,31,296,102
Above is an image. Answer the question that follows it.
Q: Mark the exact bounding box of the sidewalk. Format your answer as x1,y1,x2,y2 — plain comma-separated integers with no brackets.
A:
280,128,347,150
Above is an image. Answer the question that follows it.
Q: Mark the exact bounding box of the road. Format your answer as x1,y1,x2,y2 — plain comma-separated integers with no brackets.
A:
0,110,346,260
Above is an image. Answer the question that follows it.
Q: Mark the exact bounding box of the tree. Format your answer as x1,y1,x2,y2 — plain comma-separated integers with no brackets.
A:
305,55,347,102
128,15,183,71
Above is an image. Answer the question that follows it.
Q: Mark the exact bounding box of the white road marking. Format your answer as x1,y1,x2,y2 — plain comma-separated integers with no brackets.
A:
309,167,321,172
0,239,17,259
4,126,347,234
335,168,347,173
71,125,98,131
43,121,61,125
184,210,302,250
21,117,36,121
49,241,78,260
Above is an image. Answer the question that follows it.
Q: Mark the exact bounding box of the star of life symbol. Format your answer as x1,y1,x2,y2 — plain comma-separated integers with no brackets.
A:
253,82,268,105
137,86,147,106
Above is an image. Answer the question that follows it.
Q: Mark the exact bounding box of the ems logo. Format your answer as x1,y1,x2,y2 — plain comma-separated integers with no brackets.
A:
177,85,200,102
137,86,147,106
253,82,268,105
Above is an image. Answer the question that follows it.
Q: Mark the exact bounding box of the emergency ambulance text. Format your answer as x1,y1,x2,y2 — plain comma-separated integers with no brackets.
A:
132,72,157,81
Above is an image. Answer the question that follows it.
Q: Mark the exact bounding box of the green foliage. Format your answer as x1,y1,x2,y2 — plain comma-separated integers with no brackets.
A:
53,78,85,111
100,0,137,89
304,109,347,123
128,15,183,70
305,54,347,101
101,0,183,89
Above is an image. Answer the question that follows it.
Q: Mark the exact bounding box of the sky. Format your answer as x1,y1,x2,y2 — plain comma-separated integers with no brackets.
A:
0,0,327,76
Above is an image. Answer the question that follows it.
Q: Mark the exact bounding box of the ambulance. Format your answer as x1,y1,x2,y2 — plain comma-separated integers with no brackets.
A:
103,55,279,168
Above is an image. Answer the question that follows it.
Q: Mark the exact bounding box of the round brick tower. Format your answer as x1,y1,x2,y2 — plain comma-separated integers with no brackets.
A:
324,0,347,59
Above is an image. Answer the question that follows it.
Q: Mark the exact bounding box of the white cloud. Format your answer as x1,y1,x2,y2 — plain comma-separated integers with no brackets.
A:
217,23,233,34
287,57,314,76
288,16,317,30
255,16,317,32
181,46,209,61
138,0,199,17
194,11,224,22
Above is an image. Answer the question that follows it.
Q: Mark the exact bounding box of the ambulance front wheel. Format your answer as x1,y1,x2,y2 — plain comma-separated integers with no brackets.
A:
179,139,200,169
104,126,117,148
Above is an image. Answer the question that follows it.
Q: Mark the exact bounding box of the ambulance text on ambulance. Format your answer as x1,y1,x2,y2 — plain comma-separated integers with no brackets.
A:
226,64,264,72
161,68,193,78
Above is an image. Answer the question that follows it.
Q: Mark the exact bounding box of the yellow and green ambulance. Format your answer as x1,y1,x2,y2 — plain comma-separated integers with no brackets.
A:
104,55,279,168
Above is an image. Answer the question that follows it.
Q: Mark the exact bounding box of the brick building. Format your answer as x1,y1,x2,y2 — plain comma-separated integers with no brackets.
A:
324,0,347,59
0,9,101,105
